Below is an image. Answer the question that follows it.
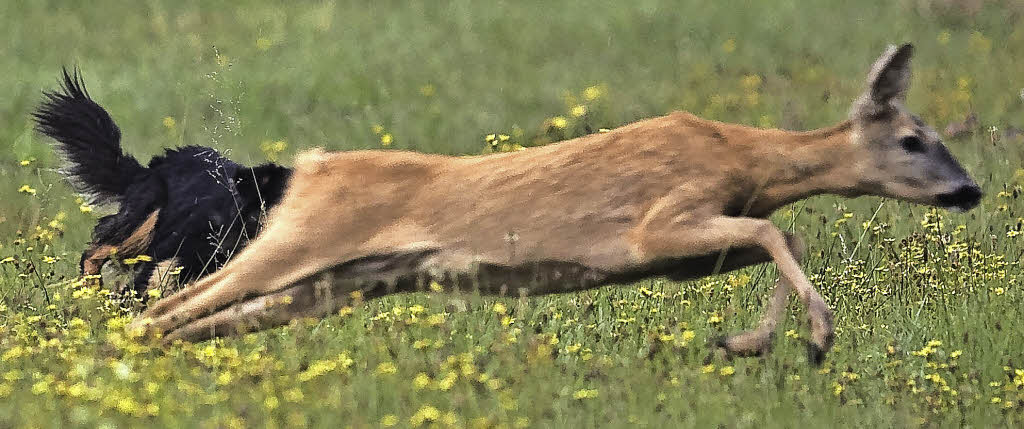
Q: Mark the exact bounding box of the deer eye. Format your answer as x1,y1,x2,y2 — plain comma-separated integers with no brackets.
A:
900,136,925,153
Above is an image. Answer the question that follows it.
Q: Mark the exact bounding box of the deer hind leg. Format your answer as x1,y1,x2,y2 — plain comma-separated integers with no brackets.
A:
162,272,357,343
157,253,433,343
130,223,347,337
139,257,236,319
634,216,832,364
135,240,435,342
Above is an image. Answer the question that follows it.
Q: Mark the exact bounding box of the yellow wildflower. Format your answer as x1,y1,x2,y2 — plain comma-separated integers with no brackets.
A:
376,362,397,375
722,38,736,53
410,405,441,426
740,74,761,89
429,281,444,292
426,313,445,326
381,415,399,427
284,388,304,402
551,116,568,129
572,388,599,399
413,373,431,390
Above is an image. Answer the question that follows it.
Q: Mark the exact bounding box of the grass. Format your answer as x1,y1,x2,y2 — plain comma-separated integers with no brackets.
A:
2,0,1024,427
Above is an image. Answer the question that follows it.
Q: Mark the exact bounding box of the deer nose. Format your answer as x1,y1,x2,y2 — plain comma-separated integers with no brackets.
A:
937,184,982,211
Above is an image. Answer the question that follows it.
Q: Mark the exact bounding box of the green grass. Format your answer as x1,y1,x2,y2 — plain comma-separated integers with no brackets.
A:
3,1,1024,427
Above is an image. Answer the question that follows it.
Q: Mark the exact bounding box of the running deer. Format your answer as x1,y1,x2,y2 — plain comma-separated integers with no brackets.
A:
132,44,982,364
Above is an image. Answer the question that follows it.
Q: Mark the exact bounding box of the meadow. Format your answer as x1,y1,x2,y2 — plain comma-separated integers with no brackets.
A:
2,1,1024,427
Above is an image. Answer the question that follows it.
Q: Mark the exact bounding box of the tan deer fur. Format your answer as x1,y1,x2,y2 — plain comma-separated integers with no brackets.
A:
132,43,981,364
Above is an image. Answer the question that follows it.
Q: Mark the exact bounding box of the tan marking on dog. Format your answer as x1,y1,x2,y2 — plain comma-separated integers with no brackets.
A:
134,44,981,364
118,210,160,256
82,244,117,275
81,210,160,281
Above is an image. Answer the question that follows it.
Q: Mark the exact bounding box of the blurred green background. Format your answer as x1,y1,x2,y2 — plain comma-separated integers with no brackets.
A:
2,1,1024,428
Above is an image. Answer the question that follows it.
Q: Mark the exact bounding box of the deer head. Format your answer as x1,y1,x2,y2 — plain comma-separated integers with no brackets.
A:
849,43,981,212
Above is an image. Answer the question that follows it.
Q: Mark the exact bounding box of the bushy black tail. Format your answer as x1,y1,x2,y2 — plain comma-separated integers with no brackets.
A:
32,67,148,206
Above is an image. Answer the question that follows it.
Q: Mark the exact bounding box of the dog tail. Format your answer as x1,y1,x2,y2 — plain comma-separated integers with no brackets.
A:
32,67,149,206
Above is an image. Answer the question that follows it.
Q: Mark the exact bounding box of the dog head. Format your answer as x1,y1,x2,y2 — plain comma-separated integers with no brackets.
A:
234,163,293,227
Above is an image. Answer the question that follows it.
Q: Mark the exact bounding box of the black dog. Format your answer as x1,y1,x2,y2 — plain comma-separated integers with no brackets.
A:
32,68,292,298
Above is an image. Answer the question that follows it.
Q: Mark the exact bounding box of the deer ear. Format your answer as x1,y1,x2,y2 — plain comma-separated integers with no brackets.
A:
853,43,914,118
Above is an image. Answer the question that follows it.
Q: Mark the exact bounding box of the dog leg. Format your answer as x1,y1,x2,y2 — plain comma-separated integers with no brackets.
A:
81,244,116,275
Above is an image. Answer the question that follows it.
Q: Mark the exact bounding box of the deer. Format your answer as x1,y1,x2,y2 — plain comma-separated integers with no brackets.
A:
130,44,982,364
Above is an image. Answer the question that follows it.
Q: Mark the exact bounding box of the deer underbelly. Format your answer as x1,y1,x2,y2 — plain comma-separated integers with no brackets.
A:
315,244,761,301
316,249,611,298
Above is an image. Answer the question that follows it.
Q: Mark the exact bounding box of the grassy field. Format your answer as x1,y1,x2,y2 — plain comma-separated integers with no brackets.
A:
3,1,1024,427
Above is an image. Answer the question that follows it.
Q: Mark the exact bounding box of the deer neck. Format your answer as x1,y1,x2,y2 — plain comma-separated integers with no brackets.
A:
742,121,862,216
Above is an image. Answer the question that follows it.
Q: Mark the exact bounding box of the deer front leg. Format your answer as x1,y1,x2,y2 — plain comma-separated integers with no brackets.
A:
656,234,803,356
695,234,805,358
634,216,833,364
712,234,805,358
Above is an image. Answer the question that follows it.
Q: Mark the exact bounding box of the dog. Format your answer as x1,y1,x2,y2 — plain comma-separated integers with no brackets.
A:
33,68,292,299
